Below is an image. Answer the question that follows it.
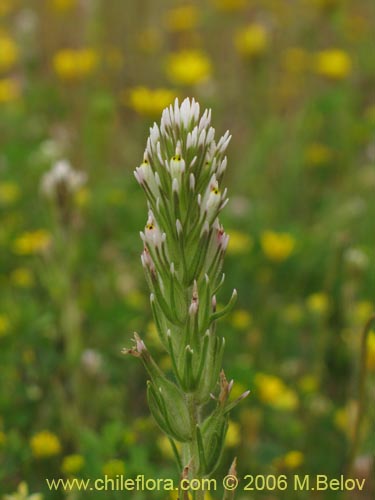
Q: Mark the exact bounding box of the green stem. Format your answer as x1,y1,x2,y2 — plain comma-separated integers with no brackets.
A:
346,313,375,476
53,224,85,443
185,394,205,500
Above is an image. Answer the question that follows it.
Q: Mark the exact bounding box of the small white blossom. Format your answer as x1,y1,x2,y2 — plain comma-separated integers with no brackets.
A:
41,159,87,199
134,158,159,197
170,154,185,182
142,210,164,248
81,349,103,375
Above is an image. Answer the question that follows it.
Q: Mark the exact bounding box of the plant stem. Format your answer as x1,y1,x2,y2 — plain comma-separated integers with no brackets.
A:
185,393,205,500
346,313,375,476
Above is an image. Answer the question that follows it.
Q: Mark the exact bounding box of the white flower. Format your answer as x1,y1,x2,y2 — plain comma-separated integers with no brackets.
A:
141,210,164,248
216,224,229,252
141,247,156,274
344,248,369,271
169,144,186,184
161,97,201,133
201,175,228,222
41,159,87,199
81,349,103,375
206,219,229,263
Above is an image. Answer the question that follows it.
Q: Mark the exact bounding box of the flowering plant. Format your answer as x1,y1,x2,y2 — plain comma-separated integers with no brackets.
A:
125,98,249,499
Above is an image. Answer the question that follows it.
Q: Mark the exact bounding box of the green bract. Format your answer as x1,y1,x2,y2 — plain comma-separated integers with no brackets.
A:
125,97,249,480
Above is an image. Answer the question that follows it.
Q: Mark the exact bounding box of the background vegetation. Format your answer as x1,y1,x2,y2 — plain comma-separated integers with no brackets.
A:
0,0,374,498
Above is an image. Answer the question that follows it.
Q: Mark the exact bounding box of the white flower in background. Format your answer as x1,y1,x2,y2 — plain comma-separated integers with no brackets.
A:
344,247,369,272
35,139,63,163
15,9,39,37
81,349,103,376
41,159,87,199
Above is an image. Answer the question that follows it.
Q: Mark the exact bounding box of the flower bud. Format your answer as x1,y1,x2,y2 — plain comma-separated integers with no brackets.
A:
202,176,222,222
189,281,199,316
143,210,163,247
141,247,156,276
134,158,158,198
170,154,185,180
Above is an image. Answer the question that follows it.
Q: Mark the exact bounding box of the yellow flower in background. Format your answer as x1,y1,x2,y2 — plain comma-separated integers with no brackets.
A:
30,431,61,458
102,459,125,478
230,382,249,400
282,47,310,74
225,421,241,447
10,268,35,288
0,430,5,446
53,48,98,81
367,331,375,371
212,0,248,12
13,230,51,255
73,186,90,207
235,24,269,58
157,435,178,460
166,50,212,86
333,407,347,432
51,0,77,12
260,231,295,262
306,292,331,316
227,230,253,255
123,428,136,446
125,87,176,117
164,5,199,32
0,78,21,103
0,314,10,337
298,375,318,394
124,290,147,310
61,454,85,475
0,182,20,205
170,491,196,500
313,49,352,80
0,34,18,71
283,450,304,469
353,301,373,324
255,373,298,411
305,142,333,167
230,309,252,330
334,401,356,439
277,388,299,410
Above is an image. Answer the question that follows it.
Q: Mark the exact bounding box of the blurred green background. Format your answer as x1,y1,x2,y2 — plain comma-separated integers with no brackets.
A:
0,0,374,498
